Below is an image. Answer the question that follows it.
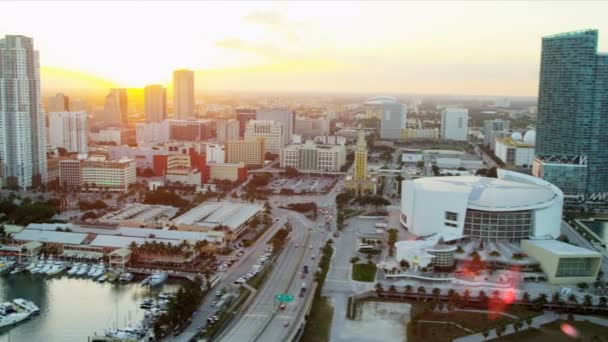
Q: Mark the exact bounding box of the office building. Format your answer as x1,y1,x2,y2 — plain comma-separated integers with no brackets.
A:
103,88,128,126
225,138,265,168
167,119,215,142
59,159,82,190
257,109,294,144
295,118,329,138
81,157,136,192
216,119,239,143
205,162,247,183
144,85,166,123
400,170,563,242
364,96,407,139
47,93,69,112
235,108,257,137
48,112,88,154
135,121,170,144
494,131,536,167
205,144,225,163
441,108,469,141
173,69,194,119
89,128,122,145
533,29,608,202
0,35,47,188
244,120,285,154
279,141,346,172
483,119,511,147
402,128,439,141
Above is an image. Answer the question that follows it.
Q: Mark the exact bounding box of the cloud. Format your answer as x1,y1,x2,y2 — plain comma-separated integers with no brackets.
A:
244,10,286,27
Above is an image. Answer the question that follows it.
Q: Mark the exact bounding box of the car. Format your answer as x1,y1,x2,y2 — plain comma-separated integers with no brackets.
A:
279,303,286,310
210,301,218,307
284,321,290,327
215,291,222,297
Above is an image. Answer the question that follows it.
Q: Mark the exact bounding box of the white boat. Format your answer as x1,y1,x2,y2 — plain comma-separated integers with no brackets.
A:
0,302,31,328
67,264,80,276
0,261,16,274
148,272,168,287
46,263,66,276
77,265,89,276
10,267,24,275
12,299,40,315
119,273,133,283
39,263,53,275
87,265,98,277
140,275,151,286
92,263,105,279
25,261,37,271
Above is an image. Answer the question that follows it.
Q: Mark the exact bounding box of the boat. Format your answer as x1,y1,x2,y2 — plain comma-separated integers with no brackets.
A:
92,264,105,279
0,301,31,328
97,275,107,282
39,262,53,275
46,262,67,276
77,265,89,276
104,329,140,340
12,299,40,315
0,260,16,274
158,292,175,300
67,264,80,276
10,267,24,275
148,272,168,287
25,261,37,271
87,264,98,277
139,275,151,286
119,273,134,283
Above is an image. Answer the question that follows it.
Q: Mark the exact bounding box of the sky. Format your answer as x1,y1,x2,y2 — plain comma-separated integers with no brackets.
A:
2,1,608,96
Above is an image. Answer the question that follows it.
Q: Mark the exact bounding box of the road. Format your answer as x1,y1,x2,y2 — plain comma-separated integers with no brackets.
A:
217,181,341,342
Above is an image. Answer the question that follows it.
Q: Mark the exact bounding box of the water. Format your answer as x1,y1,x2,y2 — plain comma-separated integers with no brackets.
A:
0,274,182,342
584,219,608,242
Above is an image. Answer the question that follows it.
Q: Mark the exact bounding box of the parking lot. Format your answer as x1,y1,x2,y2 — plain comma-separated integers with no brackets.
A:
268,176,336,194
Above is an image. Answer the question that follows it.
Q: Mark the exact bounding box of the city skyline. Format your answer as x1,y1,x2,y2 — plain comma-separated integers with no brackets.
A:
2,1,608,96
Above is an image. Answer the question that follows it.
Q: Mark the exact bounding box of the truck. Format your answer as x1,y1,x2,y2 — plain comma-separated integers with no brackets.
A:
375,223,388,228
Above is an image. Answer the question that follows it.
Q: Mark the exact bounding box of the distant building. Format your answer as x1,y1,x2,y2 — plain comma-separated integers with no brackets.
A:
205,162,247,183
494,131,536,167
280,141,346,172
167,119,215,142
313,135,346,146
483,119,510,147
344,130,377,193
441,108,469,141
225,138,265,168
257,109,294,144
0,35,47,188
47,93,69,112
244,120,285,154
235,108,257,138
81,157,136,192
48,111,88,154
402,128,439,141
135,121,170,144
173,69,195,120
493,97,511,108
364,96,407,139
103,89,128,126
144,85,167,123
90,127,122,145
295,118,329,138
205,144,225,163
533,29,608,202
216,119,239,143
59,159,82,190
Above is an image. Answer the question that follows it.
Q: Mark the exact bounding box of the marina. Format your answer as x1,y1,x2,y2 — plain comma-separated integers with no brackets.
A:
0,260,182,341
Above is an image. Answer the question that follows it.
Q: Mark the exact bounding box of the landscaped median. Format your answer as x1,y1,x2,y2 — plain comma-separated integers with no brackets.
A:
300,240,335,342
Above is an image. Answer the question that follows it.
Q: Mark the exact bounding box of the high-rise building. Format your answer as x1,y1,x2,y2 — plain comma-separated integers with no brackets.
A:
533,29,608,202
48,112,88,154
173,69,194,119
483,119,511,148
0,35,47,188
216,119,239,143
295,118,330,138
103,88,128,125
244,120,285,154
257,109,294,144
235,108,257,137
144,85,166,123
367,97,407,139
353,130,368,181
225,138,265,168
47,93,69,112
441,108,469,141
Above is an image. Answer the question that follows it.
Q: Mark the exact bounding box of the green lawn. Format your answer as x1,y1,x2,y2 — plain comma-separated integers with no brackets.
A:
500,320,608,342
300,296,334,342
351,263,377,282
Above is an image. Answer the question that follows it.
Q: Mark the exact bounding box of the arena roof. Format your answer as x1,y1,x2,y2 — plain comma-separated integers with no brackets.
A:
411,176,558,210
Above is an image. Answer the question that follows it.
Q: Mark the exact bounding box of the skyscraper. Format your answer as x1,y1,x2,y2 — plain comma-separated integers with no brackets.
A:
103,88,128,125
173,69,194,119
483,119,510,148
533,29,608,202
364,96,407,139
353,129,368,181
0,35,47,188
48,112,88,155
216,119,239,143
48,93,70,112
257,109,294,144
441,108,469,141
236,108,257,137
144,85,167,123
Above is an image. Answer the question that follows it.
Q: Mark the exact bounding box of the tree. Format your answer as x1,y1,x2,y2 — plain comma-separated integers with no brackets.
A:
388,285,397,293
284,166,299,178
525,317,533,328
551,292,562,305
597,296,608,308
495,326,505,338
417,286,426,295
583,294,593,307
375,282,384,294
482,330,489,340
567,293,578,306
350,256,360,264
432,287,441,301
463,289,471,304
522,292,531,303
404,285,413,296
513,320,523,332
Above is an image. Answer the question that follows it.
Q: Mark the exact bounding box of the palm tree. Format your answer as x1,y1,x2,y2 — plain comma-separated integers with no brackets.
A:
375,282,384,294
350,256,360,264
535,293,548,307
513,320,523,332
597,296,607,308
567,293,578,306
388,285,397,293
551,292,562,305
463,289,471,304
522,292,531,303
525,317,533,328
482,330,490,340
491,290,501,302
404,285,413,296
495,326,505,338
583,294,593,307
432,287,441,301
417,286,426,296
447,289,456,298
478,290,488,304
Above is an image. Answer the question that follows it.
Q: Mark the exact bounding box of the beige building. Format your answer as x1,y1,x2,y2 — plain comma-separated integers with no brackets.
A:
402,128,439,141
225,138,265,168
173,69,194,119
279,141,346,172
521,239,602,285
244,120,285,154
208,162,245,182
216,119,240,143
344,130,377,193
59,159,82,190
144,85,166,123
81,157,136,192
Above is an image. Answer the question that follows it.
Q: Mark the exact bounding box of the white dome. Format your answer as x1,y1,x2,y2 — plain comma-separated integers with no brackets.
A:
511,132,523,141
523,130,536,145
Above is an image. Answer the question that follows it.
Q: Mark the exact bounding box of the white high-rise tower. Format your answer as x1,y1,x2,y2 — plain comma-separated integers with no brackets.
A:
173,69,194,119
0,35,47,188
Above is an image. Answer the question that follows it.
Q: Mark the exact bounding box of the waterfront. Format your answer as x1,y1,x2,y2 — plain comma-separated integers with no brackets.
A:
0,274,181,342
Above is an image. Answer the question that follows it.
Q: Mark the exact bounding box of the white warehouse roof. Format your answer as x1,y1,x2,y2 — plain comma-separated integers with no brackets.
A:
14,229,88,245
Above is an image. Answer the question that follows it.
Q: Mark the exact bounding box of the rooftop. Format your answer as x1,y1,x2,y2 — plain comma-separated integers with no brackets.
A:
523,239,602,257
172,202,262,230
13,229,88,245
496,137,534,148
98,203,178,223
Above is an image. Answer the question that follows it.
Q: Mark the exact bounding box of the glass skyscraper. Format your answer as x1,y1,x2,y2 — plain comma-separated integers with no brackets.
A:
533,29,608,202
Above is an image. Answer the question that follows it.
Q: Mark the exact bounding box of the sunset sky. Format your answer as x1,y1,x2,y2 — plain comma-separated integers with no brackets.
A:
2,1,608,96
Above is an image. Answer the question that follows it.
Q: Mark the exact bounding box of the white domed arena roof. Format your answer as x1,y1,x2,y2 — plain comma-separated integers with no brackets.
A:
511,132,523,141
523,130,536,145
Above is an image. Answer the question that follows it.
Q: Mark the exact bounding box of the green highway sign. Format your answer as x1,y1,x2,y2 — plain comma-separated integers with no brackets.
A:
275,294,294,303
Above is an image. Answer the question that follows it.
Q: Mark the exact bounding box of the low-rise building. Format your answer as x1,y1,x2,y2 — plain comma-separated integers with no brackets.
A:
81,157,136,192
171,202,262,238
494,131,536,167
225,138,265,168
279,141,346,172
205,162,247,183
402,128,439,141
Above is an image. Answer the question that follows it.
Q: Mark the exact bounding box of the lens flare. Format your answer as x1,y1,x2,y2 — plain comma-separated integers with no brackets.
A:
560,322,579,338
